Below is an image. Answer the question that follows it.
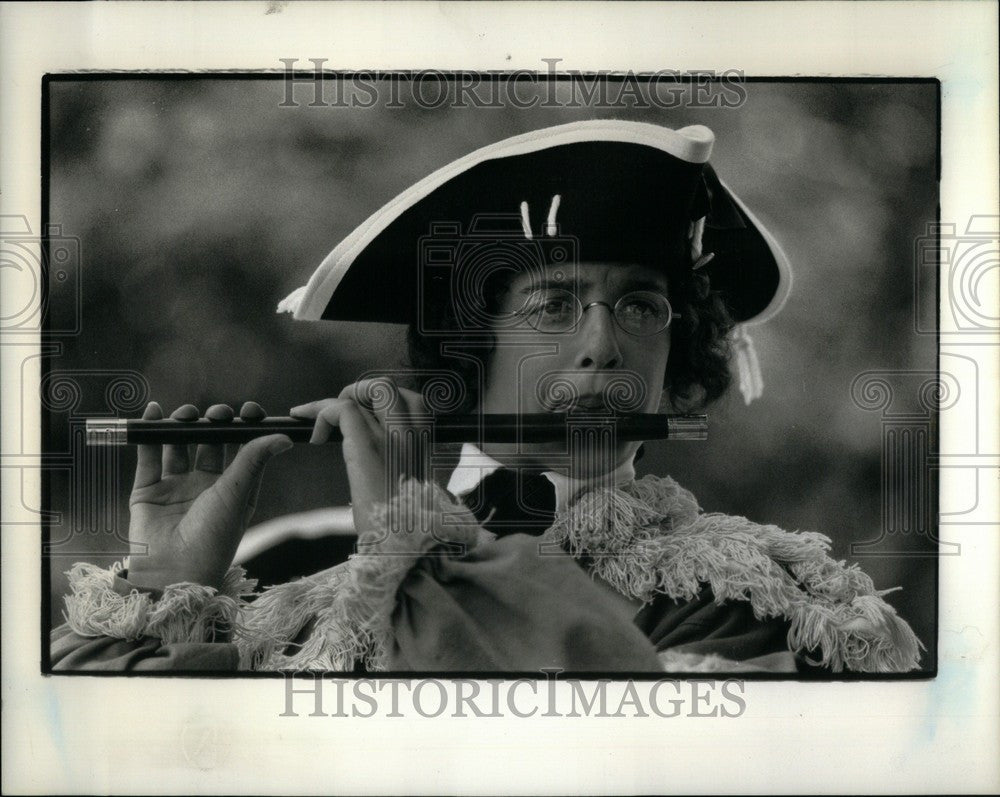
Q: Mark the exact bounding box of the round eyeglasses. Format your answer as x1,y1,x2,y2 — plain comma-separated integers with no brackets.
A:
519,289,681,336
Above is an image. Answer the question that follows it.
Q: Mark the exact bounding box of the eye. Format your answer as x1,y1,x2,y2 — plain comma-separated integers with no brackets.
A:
524,289,578,331
540,296,573,316
614,291,673,335
620,297,657,318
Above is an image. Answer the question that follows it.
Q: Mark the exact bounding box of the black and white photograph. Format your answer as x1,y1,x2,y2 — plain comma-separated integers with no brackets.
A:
2,2,998,794
41,73,939,676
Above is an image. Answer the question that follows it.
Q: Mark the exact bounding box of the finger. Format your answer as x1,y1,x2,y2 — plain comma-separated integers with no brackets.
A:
195,404,233,473
352,401,386,440
243,438,275,523
396,385,429,414
340,378,401,415
338,400,387,534
310,397,383,444
338,380,369,404
336,383,388,441
162,404,198,474
236,405,269,509
239,401,267,421
132,401,164,489
310,400,351,444
338,400,379,458
369,401,424,483
289,398,337,419
205,403,234,422
216,433,293,515
226,404,268,470
370,387,428,480
195,444,225,474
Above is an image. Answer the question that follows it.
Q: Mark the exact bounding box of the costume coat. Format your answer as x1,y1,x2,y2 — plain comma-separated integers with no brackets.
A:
51,467,922,674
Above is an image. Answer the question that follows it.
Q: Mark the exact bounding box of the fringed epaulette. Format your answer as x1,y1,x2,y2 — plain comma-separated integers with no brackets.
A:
546,474,923,673
233,480,482,671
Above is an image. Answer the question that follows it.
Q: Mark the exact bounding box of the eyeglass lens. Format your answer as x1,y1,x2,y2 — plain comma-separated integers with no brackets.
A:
523,288,674,336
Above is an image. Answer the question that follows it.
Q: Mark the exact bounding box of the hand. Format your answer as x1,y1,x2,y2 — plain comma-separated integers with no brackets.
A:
290,379,429,536
127,401,293,591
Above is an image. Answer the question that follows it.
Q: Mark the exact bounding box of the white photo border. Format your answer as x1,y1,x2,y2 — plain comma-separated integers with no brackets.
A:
2,2,998,794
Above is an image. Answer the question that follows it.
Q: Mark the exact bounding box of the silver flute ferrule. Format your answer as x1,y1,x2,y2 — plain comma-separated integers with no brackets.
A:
667,415,709,440
85,418,128,446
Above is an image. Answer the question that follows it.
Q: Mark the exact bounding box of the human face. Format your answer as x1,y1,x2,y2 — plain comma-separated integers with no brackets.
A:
476,262,673,476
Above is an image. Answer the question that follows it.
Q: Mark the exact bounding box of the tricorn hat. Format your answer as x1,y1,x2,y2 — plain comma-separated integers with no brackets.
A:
278,120,792,401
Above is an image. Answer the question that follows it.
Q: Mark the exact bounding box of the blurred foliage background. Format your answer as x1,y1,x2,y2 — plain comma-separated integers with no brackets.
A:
45,77,938,669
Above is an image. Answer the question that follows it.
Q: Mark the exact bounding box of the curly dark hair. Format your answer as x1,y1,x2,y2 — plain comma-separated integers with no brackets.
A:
405,258,735,414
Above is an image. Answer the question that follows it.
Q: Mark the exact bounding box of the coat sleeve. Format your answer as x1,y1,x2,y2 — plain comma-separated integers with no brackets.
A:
50,624,239,671
49,562,247,672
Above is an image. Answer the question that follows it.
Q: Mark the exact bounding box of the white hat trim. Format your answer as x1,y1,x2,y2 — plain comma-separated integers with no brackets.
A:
712,174,793,326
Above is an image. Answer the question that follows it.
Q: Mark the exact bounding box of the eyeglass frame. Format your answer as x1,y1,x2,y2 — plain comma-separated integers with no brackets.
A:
514,288,682,337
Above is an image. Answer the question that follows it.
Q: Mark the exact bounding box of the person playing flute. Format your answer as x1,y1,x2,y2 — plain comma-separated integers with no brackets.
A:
51,120,922,673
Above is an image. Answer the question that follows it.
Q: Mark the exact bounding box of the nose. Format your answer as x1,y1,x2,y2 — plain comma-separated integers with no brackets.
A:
574,302,623,369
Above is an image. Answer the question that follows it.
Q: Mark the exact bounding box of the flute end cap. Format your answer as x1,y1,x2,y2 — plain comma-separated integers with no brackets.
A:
85,418,128,446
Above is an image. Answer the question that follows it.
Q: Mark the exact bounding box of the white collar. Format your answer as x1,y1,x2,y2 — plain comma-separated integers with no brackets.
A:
446,442,637,512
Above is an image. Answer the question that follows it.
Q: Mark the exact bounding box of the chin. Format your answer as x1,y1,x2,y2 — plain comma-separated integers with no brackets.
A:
519,439,641,479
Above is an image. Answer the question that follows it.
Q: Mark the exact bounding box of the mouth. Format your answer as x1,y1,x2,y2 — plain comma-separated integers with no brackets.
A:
547,392,614,413
573,394,609,409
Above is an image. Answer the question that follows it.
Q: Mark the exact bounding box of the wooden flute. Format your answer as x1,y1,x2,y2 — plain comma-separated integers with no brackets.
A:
84,413,708,446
